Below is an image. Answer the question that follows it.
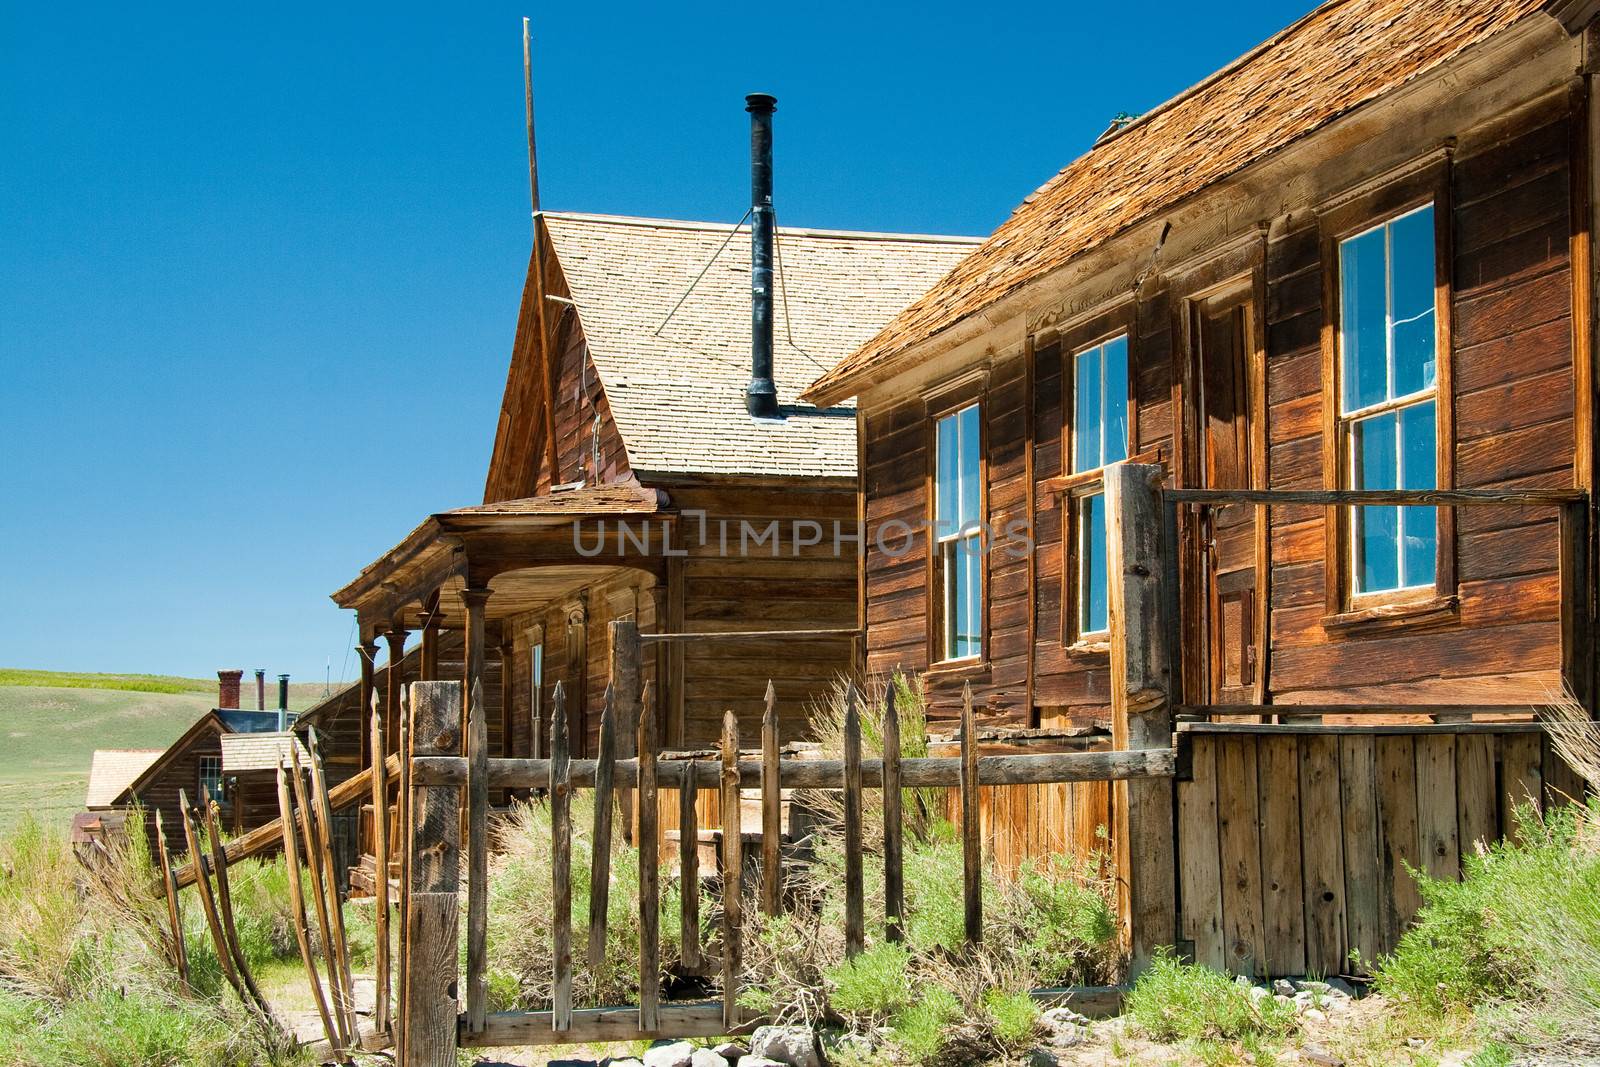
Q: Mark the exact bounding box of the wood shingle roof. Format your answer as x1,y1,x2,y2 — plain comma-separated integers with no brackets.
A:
803,0,1549,405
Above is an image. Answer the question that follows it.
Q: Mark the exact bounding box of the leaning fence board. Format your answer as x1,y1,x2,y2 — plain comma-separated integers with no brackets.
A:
202,787,270,1017
1257,736,1306,977
306,733,358,1042
1215,737,1265,976
760,683,781,918
882,685,905,943
551,682,573,1033
178,791,243,1000
678,759,701,971
404,680,463,1067
1414,734,1459,882
1177,736,1223,969
960,683,981,945
720,711,743,1029
291,746,352,1047
637,684,660,1032
275,767,338,1054
587,689,618,972
1338,735,1381,972
154,813,190,994
1296,734,1346,977
843,685,864,958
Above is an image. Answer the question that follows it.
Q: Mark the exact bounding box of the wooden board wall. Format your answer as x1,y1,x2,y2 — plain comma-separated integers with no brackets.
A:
1177,727,1584,978
860,100,1580,725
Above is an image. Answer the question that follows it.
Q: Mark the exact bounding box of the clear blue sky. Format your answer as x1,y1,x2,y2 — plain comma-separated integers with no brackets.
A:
1,1,1316,683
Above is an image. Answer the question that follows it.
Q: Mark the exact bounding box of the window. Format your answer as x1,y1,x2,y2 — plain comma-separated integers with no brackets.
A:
935,403,982,661
198,755,224,805
1072,334,1130,635
1337,204,1438,596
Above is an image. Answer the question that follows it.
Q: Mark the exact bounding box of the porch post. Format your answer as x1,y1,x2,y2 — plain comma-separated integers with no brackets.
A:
357,639,379,769
401,680,461,1066
419,595,442,682
1104,461,1176,974
384,627,409,758
458,585,492,1035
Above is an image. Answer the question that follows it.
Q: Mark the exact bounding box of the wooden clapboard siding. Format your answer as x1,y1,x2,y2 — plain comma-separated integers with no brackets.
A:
1177,727,1585,978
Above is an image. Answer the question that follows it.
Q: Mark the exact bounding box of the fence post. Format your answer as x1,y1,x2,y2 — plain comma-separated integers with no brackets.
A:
403,680,462,1067
611,619,642,838
1104,461,1177,974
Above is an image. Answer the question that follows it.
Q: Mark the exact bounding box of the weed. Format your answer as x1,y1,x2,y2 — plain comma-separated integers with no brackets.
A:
1125,950,1296,1059
889,985,961,1062
983,988,1040,1050
826,942,912,1023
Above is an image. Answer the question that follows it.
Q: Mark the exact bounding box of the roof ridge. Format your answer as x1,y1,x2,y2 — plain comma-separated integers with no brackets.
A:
540,209,983,245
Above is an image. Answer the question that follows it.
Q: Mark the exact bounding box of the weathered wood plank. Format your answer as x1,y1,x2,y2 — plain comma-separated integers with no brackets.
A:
1297,735,1345,977
275,766,338,1054
1217,737,1265,976
289,747,352,1047
408,749,1179,790
1256,736,1306,976
550,682,573,1033
1177,736,1224,969
178,791,242,1001
305,731,357,1041
587,688,618,972
403,680,461,1067
370,704,392,1036
1456,733,1498,857
1375,737,1421,955
202,787,269,1017
961,682,982,945
679,758,701,972
1339,735,1381,974
463,1003,734,1048
154,813,190,995
1498,731,1544,842
760,682,781,917
462,588,491,1036
1106,463,1177,972
720,711,743,1029
1414,735,1459,882
843,684,865,958
882,684,905,943
637,683,660,1032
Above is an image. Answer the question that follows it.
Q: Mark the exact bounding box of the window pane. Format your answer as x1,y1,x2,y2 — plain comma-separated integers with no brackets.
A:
1351,411,1400,593
936,412,959,536
948,539,982,659
1103,335,1129,464
1074,344,1102,472
958,404,981,528
1399,400,1437,587
1390,206,1437,397
1079,493,1109,634
1340,226,1388,412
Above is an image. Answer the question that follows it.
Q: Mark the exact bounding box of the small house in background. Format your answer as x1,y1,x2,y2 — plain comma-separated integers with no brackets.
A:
82,669,297,849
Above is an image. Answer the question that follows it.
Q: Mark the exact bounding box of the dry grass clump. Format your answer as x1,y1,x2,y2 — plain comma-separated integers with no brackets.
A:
485,793,697,1012
0,810,306,1066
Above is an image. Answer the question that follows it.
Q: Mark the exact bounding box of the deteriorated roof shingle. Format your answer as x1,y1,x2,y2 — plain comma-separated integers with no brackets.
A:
85,749,163,808
220,732,310,773
544,213,978,478
803,0,1547,405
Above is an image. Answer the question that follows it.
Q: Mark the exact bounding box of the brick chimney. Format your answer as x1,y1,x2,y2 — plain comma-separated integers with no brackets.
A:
217,669,243,710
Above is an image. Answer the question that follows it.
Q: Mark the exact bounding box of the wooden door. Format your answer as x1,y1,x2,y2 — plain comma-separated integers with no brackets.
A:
1195,291,1259,705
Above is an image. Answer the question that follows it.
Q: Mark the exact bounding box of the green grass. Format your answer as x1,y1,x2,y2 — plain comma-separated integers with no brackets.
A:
0,670,335,829
1124,951,1298,1065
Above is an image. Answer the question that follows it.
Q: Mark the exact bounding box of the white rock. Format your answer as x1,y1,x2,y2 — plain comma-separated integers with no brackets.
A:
1246,984,1270,1005
1274,994,1294,1008
1304,1008,1328,1024
1041,1007,1089,1028
603,1060,643,1067
692,1050,729,1067
1273,978,1296,996
643,1040,697,1067
750,1025,821,1067
1025,1048,1060,1067
736,1058,786,1067
711,1042,749,1062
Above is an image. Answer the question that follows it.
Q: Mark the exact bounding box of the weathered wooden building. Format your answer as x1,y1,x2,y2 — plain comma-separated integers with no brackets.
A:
806,0,1599,729
327,103,975,827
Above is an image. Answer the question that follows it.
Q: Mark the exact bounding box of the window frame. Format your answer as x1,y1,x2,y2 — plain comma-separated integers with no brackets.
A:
1318,159,1457,628
197,754,225,808
925,376,989,670
1056,306,1139,649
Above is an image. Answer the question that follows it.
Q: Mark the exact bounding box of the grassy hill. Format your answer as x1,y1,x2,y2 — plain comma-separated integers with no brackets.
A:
0,669,335,829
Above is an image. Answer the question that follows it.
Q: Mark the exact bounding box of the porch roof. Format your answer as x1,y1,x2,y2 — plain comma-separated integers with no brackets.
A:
330,483,669,627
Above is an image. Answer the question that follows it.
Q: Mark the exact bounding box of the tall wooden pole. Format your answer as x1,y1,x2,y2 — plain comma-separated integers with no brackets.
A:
402,681,462,1066
525,16,560,489
384,628,408,759
460,586,491,1035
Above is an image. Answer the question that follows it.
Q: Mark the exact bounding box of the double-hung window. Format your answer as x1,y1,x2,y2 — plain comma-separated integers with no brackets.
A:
1073,335,1130,636
198,755,224,806
1337,204,1439,597
935,403,983,661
